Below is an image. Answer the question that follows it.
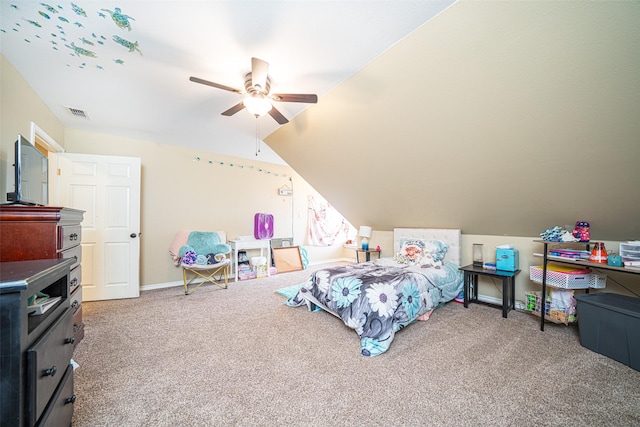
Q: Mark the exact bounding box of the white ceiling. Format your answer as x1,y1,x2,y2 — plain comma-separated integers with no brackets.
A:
0,0,456,164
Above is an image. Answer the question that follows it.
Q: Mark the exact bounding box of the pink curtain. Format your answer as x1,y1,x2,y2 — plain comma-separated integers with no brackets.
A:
307,195,355,246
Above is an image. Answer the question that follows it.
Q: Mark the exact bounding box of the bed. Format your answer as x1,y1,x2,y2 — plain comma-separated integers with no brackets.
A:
285,228,464,356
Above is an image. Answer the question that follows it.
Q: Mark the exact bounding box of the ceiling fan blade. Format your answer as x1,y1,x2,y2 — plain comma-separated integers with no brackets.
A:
221,102,246,116
268,106,289,125
251,57,269,93
272,93,318,104
189,76,242,94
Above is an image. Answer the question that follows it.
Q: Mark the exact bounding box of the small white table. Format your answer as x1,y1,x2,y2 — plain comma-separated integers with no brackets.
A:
229,239,271,281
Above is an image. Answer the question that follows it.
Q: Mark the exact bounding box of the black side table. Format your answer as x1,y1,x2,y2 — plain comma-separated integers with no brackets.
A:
355,249,381,263
459,264,520,318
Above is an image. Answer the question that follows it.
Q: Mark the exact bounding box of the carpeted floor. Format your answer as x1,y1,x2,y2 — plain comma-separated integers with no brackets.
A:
71,263,640,426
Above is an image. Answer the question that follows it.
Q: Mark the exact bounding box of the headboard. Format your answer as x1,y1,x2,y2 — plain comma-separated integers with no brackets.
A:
393,228,462,266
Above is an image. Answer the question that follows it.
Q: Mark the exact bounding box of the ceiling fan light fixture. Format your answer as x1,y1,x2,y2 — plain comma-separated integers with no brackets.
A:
190,57,316,124
243,96,272,117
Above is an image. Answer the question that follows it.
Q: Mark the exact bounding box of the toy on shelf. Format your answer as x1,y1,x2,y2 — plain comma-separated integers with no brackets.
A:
540,226,577,242
572,221,590,242
590,242,608,263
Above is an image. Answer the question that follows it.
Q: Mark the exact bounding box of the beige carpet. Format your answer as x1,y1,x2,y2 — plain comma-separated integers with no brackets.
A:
71,263,640,426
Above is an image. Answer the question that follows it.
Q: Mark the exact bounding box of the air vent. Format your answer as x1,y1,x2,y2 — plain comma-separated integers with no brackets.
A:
65,106,90,119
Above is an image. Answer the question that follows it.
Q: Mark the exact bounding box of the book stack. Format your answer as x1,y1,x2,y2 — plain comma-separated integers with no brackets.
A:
483,262,496,271
548,249,591,260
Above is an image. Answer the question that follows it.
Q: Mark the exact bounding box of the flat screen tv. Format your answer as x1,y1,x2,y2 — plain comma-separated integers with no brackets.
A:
6,135,49,206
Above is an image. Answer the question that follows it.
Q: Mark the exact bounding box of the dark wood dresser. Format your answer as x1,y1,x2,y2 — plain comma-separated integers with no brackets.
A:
0,258,77,426
0,206,85,348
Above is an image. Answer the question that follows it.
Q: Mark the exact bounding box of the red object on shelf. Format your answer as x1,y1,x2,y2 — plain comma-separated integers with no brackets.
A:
590,242,608,263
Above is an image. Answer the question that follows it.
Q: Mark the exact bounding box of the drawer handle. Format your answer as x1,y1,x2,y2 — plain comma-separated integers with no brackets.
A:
43,366,57,377
73,324,80,334
65,395,77,405
69,233,79,241
65,337,76,345
72,300,80,309
71,278,78,286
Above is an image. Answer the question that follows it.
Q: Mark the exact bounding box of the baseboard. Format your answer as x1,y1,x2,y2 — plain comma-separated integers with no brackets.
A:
477,294,502,306
141,280,184,292
477,294,527,311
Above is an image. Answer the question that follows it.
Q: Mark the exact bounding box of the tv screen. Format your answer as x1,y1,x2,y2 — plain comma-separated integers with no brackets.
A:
6,135,49,206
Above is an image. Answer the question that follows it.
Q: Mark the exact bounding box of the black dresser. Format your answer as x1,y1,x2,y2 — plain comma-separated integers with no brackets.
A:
0,258,76,426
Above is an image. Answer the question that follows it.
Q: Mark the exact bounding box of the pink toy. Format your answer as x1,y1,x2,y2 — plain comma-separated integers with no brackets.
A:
572,221,590,242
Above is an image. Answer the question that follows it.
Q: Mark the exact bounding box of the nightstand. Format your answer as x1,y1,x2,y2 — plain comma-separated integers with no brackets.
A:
355,249,381,263
459,264,520,318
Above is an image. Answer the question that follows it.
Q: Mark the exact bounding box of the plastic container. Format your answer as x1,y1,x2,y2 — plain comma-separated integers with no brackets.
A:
529,266,606,289
251,256,268,278
525,291,576,325
574,293,640,371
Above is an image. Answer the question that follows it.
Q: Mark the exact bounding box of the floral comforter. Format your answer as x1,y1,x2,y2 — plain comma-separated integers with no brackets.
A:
285,259,463,356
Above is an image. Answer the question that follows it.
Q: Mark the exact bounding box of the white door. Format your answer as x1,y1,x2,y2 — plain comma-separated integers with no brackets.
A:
54,153,141,301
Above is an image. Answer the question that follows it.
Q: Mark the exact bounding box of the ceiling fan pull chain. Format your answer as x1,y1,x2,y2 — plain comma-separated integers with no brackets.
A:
255,117,260,156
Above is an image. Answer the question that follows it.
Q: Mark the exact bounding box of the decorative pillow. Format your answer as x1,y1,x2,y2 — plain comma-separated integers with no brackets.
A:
178,232,231,258
422,239,449,262
398,239,427,264
418,253,443,269
206,253,227,264
181,250,197,265
393,253,410,265
399,238,449,263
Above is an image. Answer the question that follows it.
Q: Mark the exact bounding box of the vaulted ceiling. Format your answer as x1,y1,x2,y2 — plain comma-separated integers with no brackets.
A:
266,1,640,241
0,0,455,164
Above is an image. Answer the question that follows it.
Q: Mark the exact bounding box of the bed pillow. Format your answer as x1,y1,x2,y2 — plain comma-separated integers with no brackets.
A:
398,239,427,264
418,253,443,269
399,238,449,263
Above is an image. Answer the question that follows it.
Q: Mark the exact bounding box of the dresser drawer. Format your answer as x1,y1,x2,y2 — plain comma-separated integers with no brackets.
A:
60,245,82,271
36,364,75,427
70,286,82,313
69,266,81,294
72,305,83,346
27,308,75,424
58,225,81,252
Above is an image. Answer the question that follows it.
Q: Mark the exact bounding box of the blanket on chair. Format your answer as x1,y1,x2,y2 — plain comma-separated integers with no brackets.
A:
169,231,231,266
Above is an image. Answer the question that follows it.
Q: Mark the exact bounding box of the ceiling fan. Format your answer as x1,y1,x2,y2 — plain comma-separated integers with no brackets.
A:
189,57,318,124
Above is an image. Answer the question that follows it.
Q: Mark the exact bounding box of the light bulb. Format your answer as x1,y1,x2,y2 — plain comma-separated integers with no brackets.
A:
243,96,272,117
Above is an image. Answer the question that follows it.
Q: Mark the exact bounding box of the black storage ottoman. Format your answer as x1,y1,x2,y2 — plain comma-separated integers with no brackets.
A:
575,293,640,371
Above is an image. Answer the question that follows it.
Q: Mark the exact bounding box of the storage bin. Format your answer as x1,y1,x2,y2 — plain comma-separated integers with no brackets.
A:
525,291,576,325
529,266,606,289
250,256,268,278
575,293,640,371
619,242,640,261
237,266,256,281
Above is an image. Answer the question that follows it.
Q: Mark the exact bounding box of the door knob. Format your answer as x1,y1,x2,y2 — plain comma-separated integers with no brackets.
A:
130,233,138,238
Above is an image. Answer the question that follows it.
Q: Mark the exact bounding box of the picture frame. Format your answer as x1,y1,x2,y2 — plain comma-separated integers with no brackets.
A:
272,246,303,273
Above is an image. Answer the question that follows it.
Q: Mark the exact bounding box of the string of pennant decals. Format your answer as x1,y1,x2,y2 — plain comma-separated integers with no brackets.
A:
192,156,290,179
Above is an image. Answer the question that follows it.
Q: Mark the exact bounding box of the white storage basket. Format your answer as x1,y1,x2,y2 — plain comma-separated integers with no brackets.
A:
530,266,606,289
